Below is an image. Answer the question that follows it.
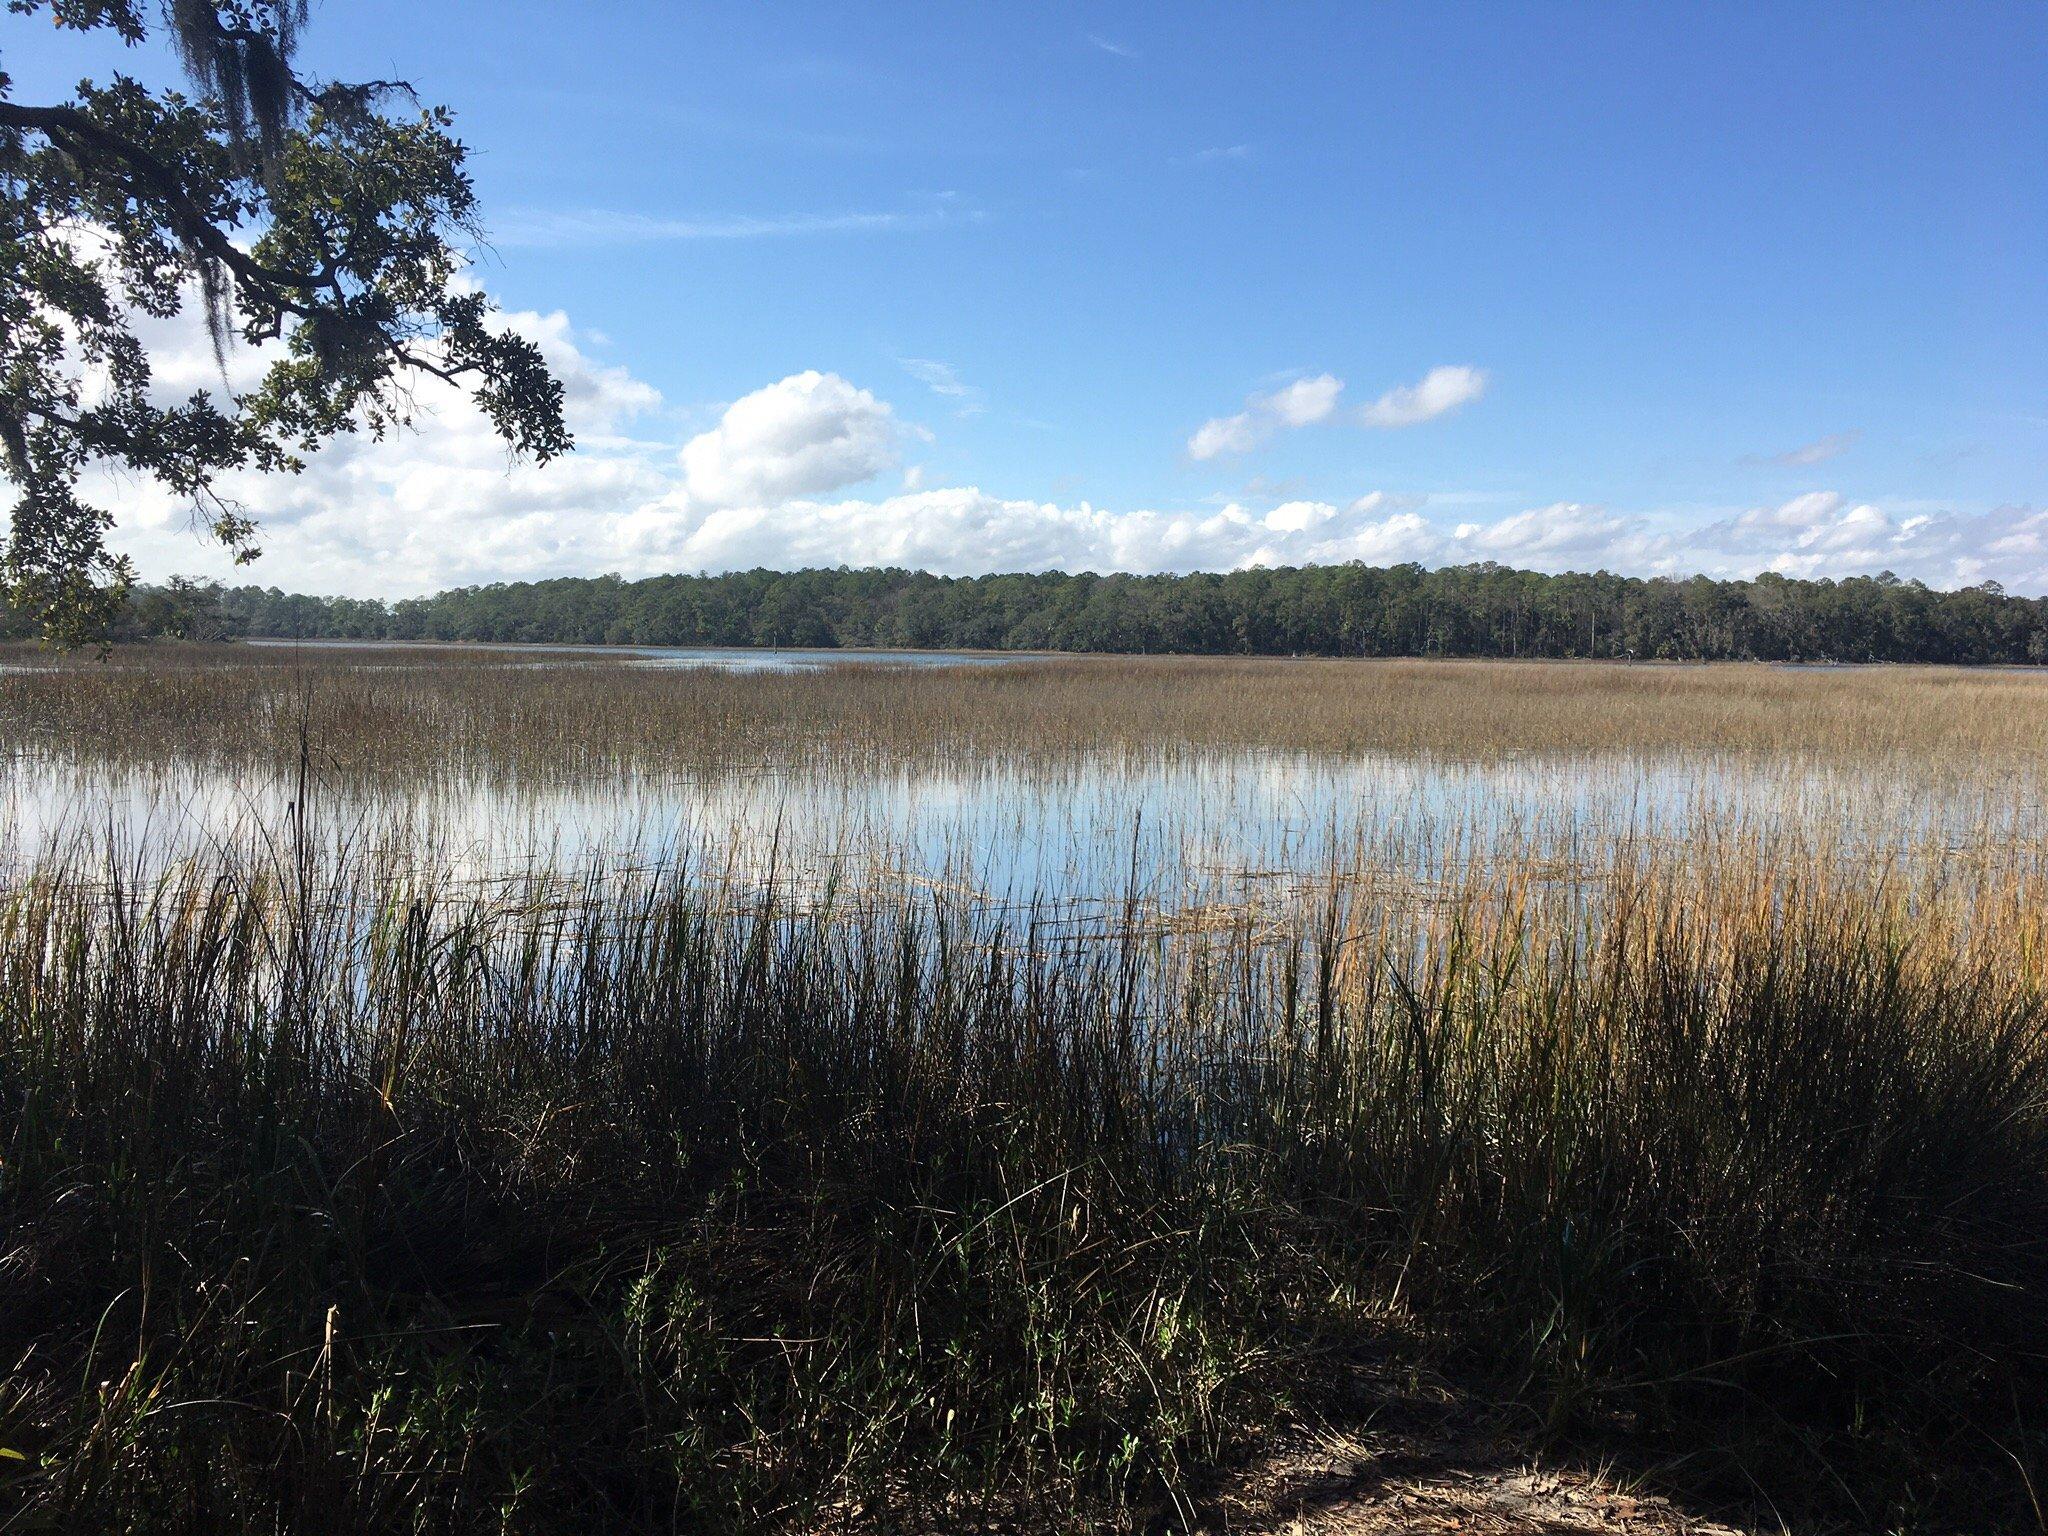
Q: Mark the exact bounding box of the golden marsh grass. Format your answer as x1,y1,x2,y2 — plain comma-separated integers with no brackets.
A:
6,643,2048,773
1,645,2046,1532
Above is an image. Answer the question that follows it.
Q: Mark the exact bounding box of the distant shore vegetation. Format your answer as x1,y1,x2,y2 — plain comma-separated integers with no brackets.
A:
25,561,2048,664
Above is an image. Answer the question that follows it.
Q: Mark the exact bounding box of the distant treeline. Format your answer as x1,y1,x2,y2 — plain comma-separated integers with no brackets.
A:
18,563,2048,664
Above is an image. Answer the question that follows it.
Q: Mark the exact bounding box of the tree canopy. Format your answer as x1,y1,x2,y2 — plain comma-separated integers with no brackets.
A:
53,560,2048,667
0,0,569,642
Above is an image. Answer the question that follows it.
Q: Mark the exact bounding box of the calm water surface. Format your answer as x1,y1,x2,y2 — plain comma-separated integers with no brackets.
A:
4,743,2032,907
243,638,1039,671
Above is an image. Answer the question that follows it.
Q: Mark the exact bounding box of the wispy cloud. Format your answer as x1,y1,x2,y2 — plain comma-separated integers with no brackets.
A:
1763,431,1861,468
1086,34,1136,57
1185,144,1252,165
899,357,985,416
900,358,972,397
493,204,976,249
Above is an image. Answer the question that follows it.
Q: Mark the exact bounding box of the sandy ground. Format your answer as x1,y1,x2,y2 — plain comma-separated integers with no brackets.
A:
1204,1425,1754,1535
840,1364,1768,1535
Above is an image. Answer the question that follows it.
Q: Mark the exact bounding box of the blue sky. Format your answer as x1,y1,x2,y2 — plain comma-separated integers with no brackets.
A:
11,2,2048,594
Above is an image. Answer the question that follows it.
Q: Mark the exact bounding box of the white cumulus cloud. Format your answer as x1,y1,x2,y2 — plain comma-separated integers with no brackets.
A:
1187,373,1343,459
1262,500,1336,534
61,285,2046,599
1357,365,1488,428
1455,502,1650,562
678,371,900,508
1189,366,1485,458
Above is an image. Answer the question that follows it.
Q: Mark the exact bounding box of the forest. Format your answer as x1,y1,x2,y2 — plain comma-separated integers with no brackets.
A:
16,561,2048,664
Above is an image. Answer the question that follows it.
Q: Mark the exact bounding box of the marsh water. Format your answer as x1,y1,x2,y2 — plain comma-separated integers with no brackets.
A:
7,646,2040,907
244,638,1040,672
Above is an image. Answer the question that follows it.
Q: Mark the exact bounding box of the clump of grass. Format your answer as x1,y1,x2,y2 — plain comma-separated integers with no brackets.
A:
2,838,2044,1532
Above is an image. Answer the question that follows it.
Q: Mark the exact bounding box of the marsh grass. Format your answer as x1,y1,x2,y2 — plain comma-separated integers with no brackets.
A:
2,831,2046,1532
6,643,2048,775
3,648,2048,1531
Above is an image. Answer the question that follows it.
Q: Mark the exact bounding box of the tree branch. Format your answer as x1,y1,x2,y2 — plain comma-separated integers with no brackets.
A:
0,98,319,294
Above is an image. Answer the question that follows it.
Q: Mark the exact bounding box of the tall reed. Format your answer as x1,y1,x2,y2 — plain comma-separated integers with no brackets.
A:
2,835,2043,1531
